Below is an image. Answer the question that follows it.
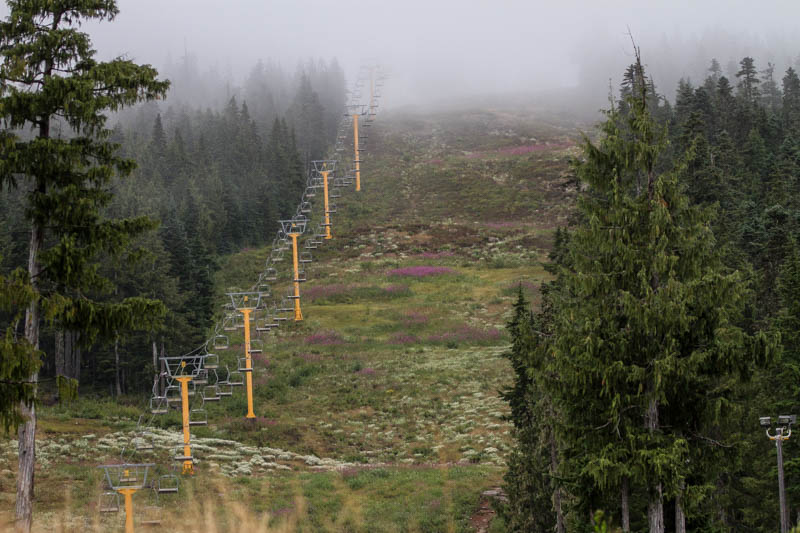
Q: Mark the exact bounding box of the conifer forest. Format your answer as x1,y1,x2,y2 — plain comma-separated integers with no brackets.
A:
2,1,800,532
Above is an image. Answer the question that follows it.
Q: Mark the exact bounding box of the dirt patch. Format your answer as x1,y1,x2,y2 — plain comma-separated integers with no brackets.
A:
470,487,506,532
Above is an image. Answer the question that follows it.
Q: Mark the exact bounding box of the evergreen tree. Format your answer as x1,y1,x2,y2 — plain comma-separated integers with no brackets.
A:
0,2,168,528
783,67,800,135
288,73,325,165
500,288,564,532
760,62,782,113
737,57,761,107
549,54,773,533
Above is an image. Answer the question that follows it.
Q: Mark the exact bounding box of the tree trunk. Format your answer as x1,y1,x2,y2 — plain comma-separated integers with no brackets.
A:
621,475,631,532
675,485,686,533
16,213,43,532
54,331,64,401
648,484,664,533
72,332,81,383
152,341,158,374
549,427,565,533
114,335,121,396
645,397,664,533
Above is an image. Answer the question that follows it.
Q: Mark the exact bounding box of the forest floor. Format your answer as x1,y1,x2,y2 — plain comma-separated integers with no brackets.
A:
0,103,583,532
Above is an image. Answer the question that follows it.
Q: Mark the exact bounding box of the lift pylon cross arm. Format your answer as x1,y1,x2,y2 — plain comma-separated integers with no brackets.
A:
97,463,154,533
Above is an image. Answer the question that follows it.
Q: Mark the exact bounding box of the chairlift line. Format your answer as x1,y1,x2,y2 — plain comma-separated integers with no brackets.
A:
105,61,386,517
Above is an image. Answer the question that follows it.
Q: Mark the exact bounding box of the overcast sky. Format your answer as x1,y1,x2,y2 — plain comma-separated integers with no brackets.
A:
3,1,800,107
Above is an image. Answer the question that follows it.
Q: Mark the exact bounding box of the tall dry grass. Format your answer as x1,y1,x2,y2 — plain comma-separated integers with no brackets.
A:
2,477,308,533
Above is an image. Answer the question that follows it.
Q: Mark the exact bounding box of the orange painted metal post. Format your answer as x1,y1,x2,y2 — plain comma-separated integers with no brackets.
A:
290,233,303,321
353,113,361,191
118,488,137,533
175,376,193,474
242,307,255,418
322,170,332,239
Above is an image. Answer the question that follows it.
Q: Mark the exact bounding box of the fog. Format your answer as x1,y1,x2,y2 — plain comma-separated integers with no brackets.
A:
3,0,800,112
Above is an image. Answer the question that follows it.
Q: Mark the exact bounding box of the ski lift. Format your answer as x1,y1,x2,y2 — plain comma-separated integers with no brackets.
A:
300,201,312,214
99,492,120,513
140,505,163,526
313,225,327,239
203,385,220,402
157,474,179,494
299,251,313,264
263,267,278,281
213,335,229,350
277,298,293,312
222,312,241,331
227,291,265,310
305,239,318,250
294,270,307,283
327,201,338,214
238,357,253,373
203,353,219,369
174,447,193,463
257,283,272,297
305,186,317,198
150,396,168,415
192,368,208,386
189,407,207,427
229,368,244,386
165,384,181,404
250,339,263,354
99,463,154,491
274,238,290,252
255,316,272,333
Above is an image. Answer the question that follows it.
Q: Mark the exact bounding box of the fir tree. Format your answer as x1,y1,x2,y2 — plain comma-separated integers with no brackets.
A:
0,2,169,529
550,53,774,533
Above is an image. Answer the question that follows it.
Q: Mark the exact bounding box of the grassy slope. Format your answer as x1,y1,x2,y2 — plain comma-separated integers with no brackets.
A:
0,105,579,532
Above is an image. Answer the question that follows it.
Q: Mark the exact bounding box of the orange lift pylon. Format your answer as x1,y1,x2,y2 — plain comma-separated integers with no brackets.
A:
279,218,308,322
226,292,265,419
352,110,361,191
98,463,154,533
289,231,303,320
175,373,194,474
322,169,333,239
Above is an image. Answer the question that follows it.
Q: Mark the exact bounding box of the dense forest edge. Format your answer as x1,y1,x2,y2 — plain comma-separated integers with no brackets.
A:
499,52,800,532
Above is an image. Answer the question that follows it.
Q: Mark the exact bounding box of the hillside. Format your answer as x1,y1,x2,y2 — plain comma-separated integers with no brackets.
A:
0,105,580,532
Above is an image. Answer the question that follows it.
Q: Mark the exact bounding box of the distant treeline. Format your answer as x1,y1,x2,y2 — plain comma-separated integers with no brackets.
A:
0,57,346,396
502,56,800,532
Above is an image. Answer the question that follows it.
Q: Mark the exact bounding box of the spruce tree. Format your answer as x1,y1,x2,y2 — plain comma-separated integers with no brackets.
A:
0,2,168,529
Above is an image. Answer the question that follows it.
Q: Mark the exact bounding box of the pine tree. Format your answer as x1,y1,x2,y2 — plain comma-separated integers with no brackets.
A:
0,2,168,529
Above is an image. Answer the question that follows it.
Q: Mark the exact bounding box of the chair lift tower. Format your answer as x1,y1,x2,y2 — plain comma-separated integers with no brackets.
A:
279,218,308,321
226,291,266,418
347,105,366,191
312,160,338,240
160,357,203,474
97,463,154,533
